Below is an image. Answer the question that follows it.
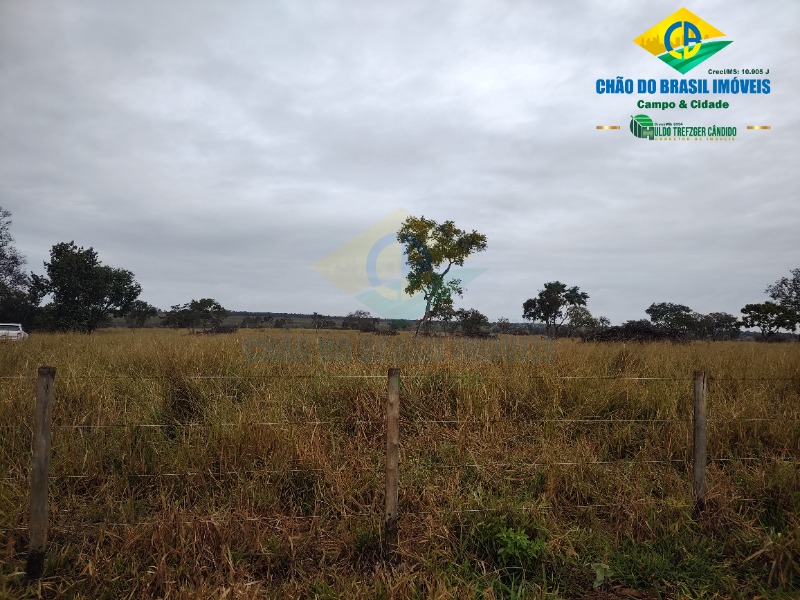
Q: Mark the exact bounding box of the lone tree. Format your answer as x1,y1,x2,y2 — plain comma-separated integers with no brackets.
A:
397,216,487,337
523,281,589,338
31,241,142,333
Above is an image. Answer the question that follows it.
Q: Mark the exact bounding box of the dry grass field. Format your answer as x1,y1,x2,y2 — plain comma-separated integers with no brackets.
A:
1,329,799,598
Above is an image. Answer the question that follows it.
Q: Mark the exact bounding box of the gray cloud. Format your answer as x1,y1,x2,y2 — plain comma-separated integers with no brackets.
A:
1,1,797,324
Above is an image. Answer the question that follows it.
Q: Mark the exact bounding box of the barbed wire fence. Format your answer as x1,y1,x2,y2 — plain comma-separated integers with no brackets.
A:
2,366,798,577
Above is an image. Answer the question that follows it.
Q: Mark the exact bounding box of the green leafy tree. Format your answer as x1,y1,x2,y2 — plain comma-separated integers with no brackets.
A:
310,312,337,330
125,300,159,329
766,268,800,337
161,304,192,329
273,317,294,329
740,302,796,341
397,216,487,337
494,317,512,334
32,241,141,333
645,302,698,334
188,298,227,330
707,312,740,341
389,318,411,332
688,312,713,340
0,207,28,295
679,311,739,341
161,299,227,331
522,281,589,338
455,308,489,335
240,315,273,328
0,207,38,327
566,305,598,335
342,309,379,332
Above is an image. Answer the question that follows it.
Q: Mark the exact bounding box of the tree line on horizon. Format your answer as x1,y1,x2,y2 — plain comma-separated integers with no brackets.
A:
1,206,798,341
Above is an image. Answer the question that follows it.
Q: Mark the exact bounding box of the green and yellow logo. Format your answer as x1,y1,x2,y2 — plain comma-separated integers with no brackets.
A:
634,7,732,74
630,115,655,140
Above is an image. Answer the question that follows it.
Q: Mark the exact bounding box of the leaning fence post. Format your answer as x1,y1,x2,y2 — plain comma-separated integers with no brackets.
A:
26,366,56,580
693,370,708,516
384,368,400,562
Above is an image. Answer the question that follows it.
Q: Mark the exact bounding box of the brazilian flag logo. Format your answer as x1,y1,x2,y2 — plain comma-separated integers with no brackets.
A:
634,7,732,74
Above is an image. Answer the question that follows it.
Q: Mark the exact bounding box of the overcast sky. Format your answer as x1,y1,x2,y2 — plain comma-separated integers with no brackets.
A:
1,1,797,323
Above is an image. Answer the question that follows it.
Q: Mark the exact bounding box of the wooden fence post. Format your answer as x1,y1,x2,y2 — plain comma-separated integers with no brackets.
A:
693,370,707,516
384,368,400,562
26,366,56,580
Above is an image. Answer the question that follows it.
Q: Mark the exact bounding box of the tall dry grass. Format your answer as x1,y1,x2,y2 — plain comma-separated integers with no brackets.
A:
0,329,798,598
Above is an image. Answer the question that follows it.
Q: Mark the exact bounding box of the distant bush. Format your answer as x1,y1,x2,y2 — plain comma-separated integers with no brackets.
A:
582,319,687,343
341,310,379,332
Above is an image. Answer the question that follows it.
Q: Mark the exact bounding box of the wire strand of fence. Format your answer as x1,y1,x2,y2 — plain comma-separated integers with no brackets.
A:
406,418,689,424
2,467,342,480
0,374,390,381
418,457,799,469
5,456,797,483
1,415,797,431
1,495,771,534
4,371,800,380
708,377,800,381
405,417,800,424
48,420,383,429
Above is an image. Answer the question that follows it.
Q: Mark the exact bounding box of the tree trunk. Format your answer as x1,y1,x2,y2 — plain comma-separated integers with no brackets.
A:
414,296,434,338
414,309,430,337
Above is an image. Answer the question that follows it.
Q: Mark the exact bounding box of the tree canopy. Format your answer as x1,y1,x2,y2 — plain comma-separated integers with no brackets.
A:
161,299,228,331
32,241,141,332
740,302,796,341
0,207,37,326
125,300,159,329
766,268,800,337
645,302,696,333
0,207,28,295
342,309,379,332
455,308,489,335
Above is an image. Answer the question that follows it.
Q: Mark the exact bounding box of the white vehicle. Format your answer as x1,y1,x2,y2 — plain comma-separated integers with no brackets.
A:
0,323,29,341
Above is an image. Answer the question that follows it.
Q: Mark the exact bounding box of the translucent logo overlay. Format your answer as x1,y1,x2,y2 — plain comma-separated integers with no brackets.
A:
312,209,486,320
